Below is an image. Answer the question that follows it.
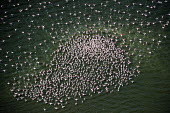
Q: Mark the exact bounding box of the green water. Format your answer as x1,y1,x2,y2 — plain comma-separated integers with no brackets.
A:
0,0,170,113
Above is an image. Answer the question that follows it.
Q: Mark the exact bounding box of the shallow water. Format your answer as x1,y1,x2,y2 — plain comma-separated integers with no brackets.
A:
0,0,170,113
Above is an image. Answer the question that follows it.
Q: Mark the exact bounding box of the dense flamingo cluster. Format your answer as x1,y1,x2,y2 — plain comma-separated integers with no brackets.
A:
10,34,138,110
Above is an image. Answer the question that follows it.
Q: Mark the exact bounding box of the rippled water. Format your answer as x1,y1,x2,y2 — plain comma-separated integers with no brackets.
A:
0,0,170,113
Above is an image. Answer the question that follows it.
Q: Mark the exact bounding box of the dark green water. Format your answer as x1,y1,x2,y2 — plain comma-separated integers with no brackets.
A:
0,0,170,113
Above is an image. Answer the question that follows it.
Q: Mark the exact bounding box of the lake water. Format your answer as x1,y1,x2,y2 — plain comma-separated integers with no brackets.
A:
0,0,170,113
